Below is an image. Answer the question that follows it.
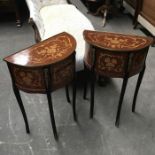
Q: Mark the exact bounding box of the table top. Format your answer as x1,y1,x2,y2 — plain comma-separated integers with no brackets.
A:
4,32,76,67
83,30,153,52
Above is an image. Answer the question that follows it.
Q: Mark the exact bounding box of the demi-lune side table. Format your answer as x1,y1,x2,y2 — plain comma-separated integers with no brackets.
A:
4,32,77,140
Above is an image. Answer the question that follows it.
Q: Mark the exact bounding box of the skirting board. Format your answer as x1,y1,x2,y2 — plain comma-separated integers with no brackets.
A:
123,1,135,16
138,15,155,36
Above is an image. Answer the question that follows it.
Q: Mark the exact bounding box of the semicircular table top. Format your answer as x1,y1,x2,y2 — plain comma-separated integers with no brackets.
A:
4,32,76,67
83,30,153,52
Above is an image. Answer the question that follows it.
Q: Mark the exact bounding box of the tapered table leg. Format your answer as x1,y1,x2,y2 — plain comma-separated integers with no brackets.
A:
13,85,30,133
115,77,128,127
65,85,71,103
90,73,95,119
83,65,88,100
46,91,58,140
72,75,77,122
44,68,58,140
132,66,145,112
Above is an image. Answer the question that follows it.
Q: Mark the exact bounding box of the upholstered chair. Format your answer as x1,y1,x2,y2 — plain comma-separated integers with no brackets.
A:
25,0,94,72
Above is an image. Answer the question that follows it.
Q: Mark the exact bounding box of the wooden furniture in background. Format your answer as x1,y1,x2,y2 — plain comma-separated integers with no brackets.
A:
0,0,21,27
83,30,153,127
136,0,155,43
123,0,155,44
122,0,139,24
123,0,137,14
4,32,77,140
86,0,116,26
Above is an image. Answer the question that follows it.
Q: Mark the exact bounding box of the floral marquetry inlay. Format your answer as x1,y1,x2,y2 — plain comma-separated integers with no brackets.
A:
11,66,45,92
4,32,76,93
4,32,76,67
98,53,124,73
83,30,153,51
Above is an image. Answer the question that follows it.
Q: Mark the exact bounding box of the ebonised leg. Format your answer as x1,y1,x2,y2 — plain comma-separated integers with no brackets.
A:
132,66,145,112
65,85,71,103
115,77,128,127
119,0,125,12
151,37,155,47
46,91,58,140
83,81,88,100
44,68,58,140
133,21,138,29
90,72,95,119
72,76,77,122
98,76,108,86
83,65,88,100
13,85,30,134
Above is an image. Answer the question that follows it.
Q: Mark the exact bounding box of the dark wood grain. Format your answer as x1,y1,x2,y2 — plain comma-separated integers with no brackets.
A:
83,30,153,78
4,32,76,93
83,30,153,127
4,32,76,67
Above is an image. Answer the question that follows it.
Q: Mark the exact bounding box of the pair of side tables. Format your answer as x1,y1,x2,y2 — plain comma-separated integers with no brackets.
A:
4,31,153,140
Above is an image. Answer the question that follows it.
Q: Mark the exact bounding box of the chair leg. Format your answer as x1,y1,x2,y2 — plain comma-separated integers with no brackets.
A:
46,92,58,140
65,85,71,103
115,77,128,127
132,66,145,112
12,85,30,134
102,9,107,27
90,73,95,119
72,76,77,122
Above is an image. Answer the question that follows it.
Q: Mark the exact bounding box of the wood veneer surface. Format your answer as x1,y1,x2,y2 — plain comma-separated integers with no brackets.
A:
4,32,76,68
83,30,153,52
140,0,155,26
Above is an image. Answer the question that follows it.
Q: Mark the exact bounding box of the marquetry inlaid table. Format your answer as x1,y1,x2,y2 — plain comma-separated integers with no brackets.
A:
83,30,153,127
4,32,77,140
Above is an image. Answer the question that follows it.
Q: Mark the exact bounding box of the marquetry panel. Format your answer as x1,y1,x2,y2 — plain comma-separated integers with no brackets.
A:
11,65,45,93
9,55,75,93
83,30,152,78
4,32,76,67
52,55,75,91
128,49,147,76
83,30,152,51
4,32,76,93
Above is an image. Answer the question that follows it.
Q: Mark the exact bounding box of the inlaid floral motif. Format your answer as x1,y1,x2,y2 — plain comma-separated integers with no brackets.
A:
52,57,74,90
4,33,76,67
84,31,152,78
11,56,75,92
97,53,124,73
29,35,73,64
129,51,146,76
12,66,44,91
86,32,149,50
4,33,76,93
